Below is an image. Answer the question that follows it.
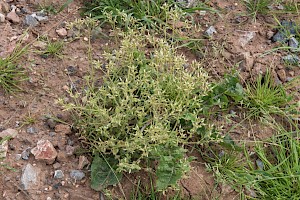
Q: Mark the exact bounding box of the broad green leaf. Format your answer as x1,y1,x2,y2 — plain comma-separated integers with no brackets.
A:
91,154,122,191
155,146,190,191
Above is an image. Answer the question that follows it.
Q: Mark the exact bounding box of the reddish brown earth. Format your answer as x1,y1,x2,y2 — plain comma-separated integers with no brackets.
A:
0,0,299,199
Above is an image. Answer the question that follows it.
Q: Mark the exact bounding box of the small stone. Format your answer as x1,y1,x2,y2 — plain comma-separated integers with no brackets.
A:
0,141,8,158
24,15,39,26
33,41,47,50
0,13,5,23
46,118,56,129
288,37,299,52
31,13,48,21
70,170,85,181
21,163,40,190
274,75,282,85
271,32,286,43
56,28,68,37
49,132,56,137
205,26,217,37
256,159,264,170
9,143,15,150
53,182,62,189
15,153,22,160
272,20,297,43
66,145,75,156
31,140,57,164
54,170,64,179
55,124,71,135
78,156,90,169
234,15,248,24
0,2,10,14
266,31,274,39
66,66,77,76
21,148,31,160
67,139,74,146
238,52,253,72
26,127,37,134
238,31,256,47
6,6,20,23
281,20,297,35
52,162,61,169
276,4,284,10
282,54,300,65
288,71,295,76
57,151,68,162
20,7,29,14
277,69,286,82
0,128,18,139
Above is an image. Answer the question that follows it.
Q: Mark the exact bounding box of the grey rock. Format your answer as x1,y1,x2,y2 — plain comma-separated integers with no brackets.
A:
21,164,39,190
36,11,47,17
21,148,31,160
31,13,48,21
281,21,297,35
54,170,64,179
205,26,217,37
49,132,56,137
24,15,39,27
288,37,299,51
26,127,37,134
272,20,298,43
70,170,85,181
271,32,286,43
66,66,77,76
282,54,300,65
20,7,29,14
256,159,264,170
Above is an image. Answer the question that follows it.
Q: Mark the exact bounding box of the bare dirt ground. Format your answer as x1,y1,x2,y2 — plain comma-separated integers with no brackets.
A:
0,0,299,199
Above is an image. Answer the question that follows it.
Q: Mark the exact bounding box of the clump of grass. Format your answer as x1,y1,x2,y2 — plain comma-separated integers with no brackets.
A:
38,0,73,14
283,1,299,13
62,29,214,190
82,0,180,29
202,70,293,119
243,71,292,118
204,126,300,199
82,0,216,54
243,0,271,20
0,46,27,93
20,112,37,128
38,38,64,59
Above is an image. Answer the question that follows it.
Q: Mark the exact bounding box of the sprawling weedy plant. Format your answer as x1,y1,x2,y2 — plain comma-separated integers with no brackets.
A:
63,29,212,190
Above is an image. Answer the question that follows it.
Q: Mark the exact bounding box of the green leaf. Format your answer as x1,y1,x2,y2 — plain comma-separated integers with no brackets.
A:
91,154,122,191
155,146,191,191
